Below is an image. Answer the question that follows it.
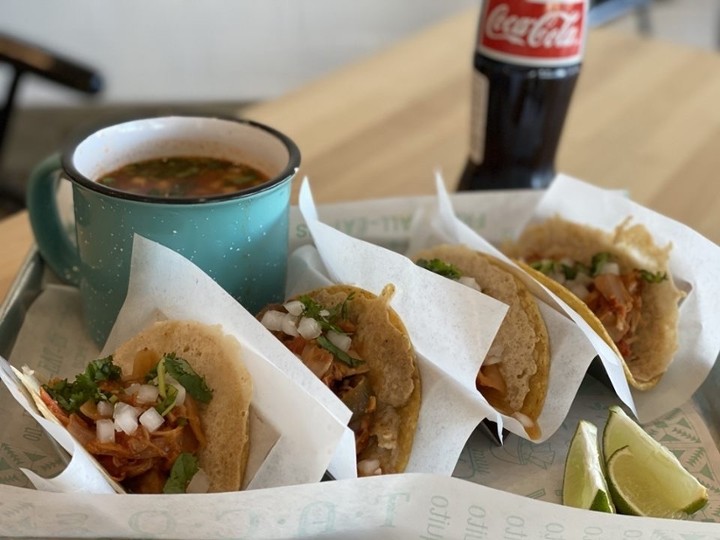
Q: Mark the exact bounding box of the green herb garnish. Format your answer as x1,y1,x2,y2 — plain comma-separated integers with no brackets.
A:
638,269,668,283
42,356,121,413
162,353,213,404
316,335,363,368
530,259,557,275
298,295,353,335
297,295,364,367
590,252,613,276
163,453,199,494
415,258,461,280
155,384,179,416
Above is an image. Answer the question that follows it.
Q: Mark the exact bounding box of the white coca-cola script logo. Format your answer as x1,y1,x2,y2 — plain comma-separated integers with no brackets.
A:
485,3,582,50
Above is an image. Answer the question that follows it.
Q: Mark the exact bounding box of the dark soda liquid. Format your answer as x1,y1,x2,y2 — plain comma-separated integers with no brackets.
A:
458,55,581,191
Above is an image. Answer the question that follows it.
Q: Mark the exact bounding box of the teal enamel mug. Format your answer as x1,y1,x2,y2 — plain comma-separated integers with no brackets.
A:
27,116,301,346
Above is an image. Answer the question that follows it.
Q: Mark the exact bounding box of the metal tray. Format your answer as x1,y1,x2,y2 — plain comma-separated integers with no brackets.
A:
2,236,720,494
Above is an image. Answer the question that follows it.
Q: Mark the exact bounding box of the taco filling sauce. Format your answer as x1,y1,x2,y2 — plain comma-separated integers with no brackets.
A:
40,353,213,494
528,252,667,358
260,287,417,476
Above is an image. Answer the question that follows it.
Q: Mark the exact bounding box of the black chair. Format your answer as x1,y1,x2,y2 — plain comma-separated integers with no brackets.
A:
0,33,103,213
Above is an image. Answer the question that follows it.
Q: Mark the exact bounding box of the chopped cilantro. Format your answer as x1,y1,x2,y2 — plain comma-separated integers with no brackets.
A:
42,356,121,413
298,295,352,334
590,252,613,276
530,259,557,275
316,335,363,368
415,258,461,280
163,453,199,494
297,294,364,367
162,353,213,404
638,269,668,283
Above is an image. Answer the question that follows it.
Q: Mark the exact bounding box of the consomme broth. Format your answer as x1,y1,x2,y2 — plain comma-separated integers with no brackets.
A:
97,156,270,198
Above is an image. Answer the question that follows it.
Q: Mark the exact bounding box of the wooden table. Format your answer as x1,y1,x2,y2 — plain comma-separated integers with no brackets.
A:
2,8,720,302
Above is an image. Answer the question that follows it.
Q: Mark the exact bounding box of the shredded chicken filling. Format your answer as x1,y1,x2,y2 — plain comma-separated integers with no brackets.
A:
41,358,206,494
529,255,648,359
264,301,401,476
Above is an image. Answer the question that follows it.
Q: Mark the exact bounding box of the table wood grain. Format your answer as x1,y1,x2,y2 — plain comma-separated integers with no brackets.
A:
2,8,719,303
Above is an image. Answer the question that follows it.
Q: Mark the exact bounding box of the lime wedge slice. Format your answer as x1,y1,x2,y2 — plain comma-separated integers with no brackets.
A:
603,405,708,518
562,420,614,513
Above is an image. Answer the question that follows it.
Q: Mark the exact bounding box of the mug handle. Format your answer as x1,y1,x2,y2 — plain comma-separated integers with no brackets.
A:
27,153,81,286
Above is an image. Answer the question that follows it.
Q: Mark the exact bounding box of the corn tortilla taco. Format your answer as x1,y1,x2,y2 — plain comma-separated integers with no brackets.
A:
506,216,683,390
258,284,420,476
414,244,549,439
19,320,252,493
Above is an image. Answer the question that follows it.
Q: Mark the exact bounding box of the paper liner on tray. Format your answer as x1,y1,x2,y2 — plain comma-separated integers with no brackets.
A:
513,174,720,422
404,172,600,441
0,235,351,493
290,178,510,472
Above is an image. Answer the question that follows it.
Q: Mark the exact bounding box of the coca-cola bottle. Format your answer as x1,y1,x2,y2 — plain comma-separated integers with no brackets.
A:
457,0,588,190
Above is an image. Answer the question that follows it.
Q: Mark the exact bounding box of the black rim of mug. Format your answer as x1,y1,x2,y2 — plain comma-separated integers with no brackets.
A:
60,114,302,204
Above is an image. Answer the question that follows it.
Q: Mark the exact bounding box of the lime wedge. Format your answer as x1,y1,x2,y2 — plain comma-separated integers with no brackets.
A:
562,420,614,513
603,405,708,518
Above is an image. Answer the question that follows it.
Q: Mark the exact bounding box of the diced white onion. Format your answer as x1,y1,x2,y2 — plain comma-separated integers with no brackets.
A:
113,402,141,435
297,316,322,340
483,343,504,365
483,354,503,366
327,330,351,352
319,309,330,318
283,300,305,316
96,400,113,418
567,282,590,300
167,376,186,407
260,310,286,332
599,262,620,275
139,407,165,432
186,468,211,493
124,383,141,396
357,458,382,476
135,384,159,404
96,418,115,443
512,411,535,429
281,314,300,337
458,276,482,292
575,272,593,286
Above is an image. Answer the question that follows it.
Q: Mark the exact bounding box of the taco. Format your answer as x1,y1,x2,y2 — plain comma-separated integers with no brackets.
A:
414,244,549,439
258,284,420,476
19,320,252,493
506,215,683,390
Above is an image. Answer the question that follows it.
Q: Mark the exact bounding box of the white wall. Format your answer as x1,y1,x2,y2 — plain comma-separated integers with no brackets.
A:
1,0,476,106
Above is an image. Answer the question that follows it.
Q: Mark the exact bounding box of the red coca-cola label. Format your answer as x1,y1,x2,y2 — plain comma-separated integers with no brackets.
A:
478,0,587,66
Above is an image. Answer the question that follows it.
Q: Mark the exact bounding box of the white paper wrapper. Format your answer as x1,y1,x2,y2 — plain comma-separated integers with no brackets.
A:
516,175,720,422
2,471,720,539
403,173,601,442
